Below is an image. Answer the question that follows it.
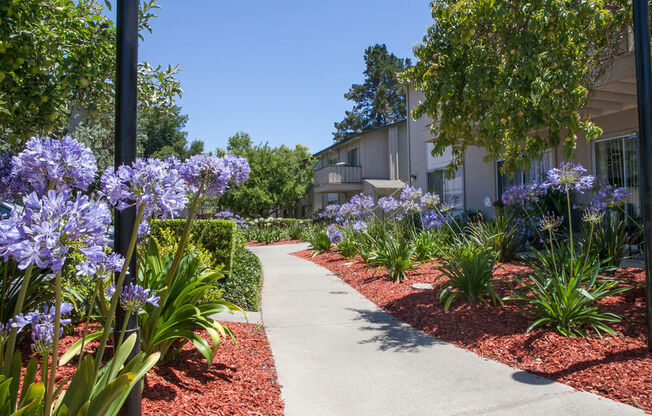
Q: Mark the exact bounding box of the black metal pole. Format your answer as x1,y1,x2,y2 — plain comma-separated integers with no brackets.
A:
633,0,652,352
115,0,141,414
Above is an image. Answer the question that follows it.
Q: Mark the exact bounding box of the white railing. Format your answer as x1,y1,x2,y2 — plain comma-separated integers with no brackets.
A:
314,165,362,186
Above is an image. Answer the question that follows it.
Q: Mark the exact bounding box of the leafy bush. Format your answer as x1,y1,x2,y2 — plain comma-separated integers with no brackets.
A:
412,230,441,262
582,215,630,270
337,230,359,259
435,237,501,310
138,240,244,364
219,246,263,311
467,214,522,262
150,219,237,274
508,253,629,337
307,227,331,254
242,218,312,243
368,236,416,283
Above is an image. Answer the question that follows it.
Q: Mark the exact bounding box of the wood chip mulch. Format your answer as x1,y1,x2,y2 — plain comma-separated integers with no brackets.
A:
293,248,652,413
246,239,303,247
17,322,284,416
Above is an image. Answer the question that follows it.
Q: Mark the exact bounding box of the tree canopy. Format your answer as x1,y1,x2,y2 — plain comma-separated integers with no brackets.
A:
216,132,314,217
402,0,630,174
333,44,411,142
0,0,181,146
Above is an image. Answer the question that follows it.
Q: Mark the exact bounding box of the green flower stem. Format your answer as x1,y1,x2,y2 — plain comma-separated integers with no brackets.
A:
2,264,34,374
78,280,100,364
41,355,48,396
547,228,557,273
106,310,131,381
582,222,595,269
566,188,574,259
44,271,62,416
94,204,144,376
148,176,206,342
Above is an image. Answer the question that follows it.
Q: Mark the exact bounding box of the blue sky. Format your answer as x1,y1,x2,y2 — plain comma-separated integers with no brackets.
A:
138,1,434,154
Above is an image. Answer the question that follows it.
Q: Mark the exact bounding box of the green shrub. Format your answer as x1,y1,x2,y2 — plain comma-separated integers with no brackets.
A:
368,235,416,283
412,230,441,262
219,246,263,311
435,237,501,310
582,215,630,270
337,230,359,259
508,251,629,337
150,219,237,274
467,214,522,263
307,227,331,254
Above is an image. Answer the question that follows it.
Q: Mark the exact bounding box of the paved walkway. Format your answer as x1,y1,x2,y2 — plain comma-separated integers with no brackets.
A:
251,243,644,416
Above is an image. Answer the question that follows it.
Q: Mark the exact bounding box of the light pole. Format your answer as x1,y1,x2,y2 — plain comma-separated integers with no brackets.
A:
114,0,141,414
632,0,652,352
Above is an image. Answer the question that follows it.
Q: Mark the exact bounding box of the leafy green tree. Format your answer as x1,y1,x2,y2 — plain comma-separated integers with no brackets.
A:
0,0,181,146
216,132,314,217
138,106,204,160
333,44,411,142
402,0,630,175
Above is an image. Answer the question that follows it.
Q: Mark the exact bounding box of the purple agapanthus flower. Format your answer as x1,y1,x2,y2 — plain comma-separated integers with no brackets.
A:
0,191,111,272
100,158,189,219
542,162,595,193
501,182,544,205
214,210,247,228
327,224,342,244
106,283,160,313
10,136,97,196
179,155,240,198
76,250,125,281
422,210,446,230
352,220,367,233
336,194,374,225
400,186,423,213
378,196,399,213
223,155,251,186
319,204,341,219
12,302,74,356
590,183,630,210
420,192,441,210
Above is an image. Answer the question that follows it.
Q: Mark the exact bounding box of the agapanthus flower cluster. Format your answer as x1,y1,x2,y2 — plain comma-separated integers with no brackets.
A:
420,192,441,210
590,184,630,210
76,249,125,281
100,158,189,219
377,196,399,213
12,303,74,356
421,210,446,230
399,186,423,213
336,194,374,225
214,210,247,228
539,213,564,232
542,162,594,193
327,224,342,244
501,182,544,205
319,204,341,219
352,220,368,233
10,136,97,196
106,283,160,313
582,207,605,225
0,153,28,202
179,154,249,198
0,191,111,272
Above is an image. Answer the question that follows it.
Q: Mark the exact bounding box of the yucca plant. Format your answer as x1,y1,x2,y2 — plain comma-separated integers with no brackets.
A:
435,236,501,310
507,257,629,337
368,236,416,283
307,228,331,254
467,214,522,263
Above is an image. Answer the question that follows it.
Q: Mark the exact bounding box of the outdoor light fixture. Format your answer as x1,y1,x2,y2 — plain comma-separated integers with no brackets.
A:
632,0,652,352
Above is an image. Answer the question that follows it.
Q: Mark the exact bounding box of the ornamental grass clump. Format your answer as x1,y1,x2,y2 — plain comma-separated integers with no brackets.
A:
307,226,332,254
467,214,522,263
435,236,501,310
368,235,416,283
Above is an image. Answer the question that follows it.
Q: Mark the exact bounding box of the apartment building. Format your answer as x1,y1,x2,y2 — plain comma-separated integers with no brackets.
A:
312,121,409,213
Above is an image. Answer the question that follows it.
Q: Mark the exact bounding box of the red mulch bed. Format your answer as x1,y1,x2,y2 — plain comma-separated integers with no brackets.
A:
17,323,284,416
293,248,652,413
246,239,303,247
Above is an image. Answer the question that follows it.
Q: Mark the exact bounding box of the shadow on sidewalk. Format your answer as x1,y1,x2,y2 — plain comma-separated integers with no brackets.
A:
347,307,446,353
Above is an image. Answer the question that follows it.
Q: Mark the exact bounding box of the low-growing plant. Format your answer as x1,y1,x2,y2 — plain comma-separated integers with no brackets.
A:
411,230,441,262
467,214,522,262
507,255,629,337
582,214,630,270
368,236,416,283
307,227,331,254
337,231,359,259
435,237,501,310
219,246,263,311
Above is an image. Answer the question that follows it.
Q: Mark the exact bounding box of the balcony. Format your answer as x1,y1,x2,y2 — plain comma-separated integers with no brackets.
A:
314,165,363,194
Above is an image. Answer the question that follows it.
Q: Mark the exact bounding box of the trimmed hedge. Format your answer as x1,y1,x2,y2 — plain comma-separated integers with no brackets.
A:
149,219,238,275
219,245,263,311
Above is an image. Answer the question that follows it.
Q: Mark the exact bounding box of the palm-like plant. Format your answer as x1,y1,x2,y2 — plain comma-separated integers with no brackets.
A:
412,230,441,262
467,214,522,262
307,228,331,254
435,237,501,310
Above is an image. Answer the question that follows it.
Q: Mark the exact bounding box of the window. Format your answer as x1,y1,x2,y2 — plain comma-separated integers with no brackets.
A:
594,134,639,216
427,168,463,210
347,148,358,166
496,152,552,198
327,193,340,204
327,155,338,166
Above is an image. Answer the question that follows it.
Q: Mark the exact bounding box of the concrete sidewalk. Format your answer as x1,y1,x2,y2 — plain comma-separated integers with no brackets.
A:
252,243,644,416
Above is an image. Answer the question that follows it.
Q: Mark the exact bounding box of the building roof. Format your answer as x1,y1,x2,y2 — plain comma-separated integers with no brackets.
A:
313,120,406,157
363,179,407,190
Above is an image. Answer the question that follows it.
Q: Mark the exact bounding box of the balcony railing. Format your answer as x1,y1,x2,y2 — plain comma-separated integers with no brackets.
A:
314,165,362,186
